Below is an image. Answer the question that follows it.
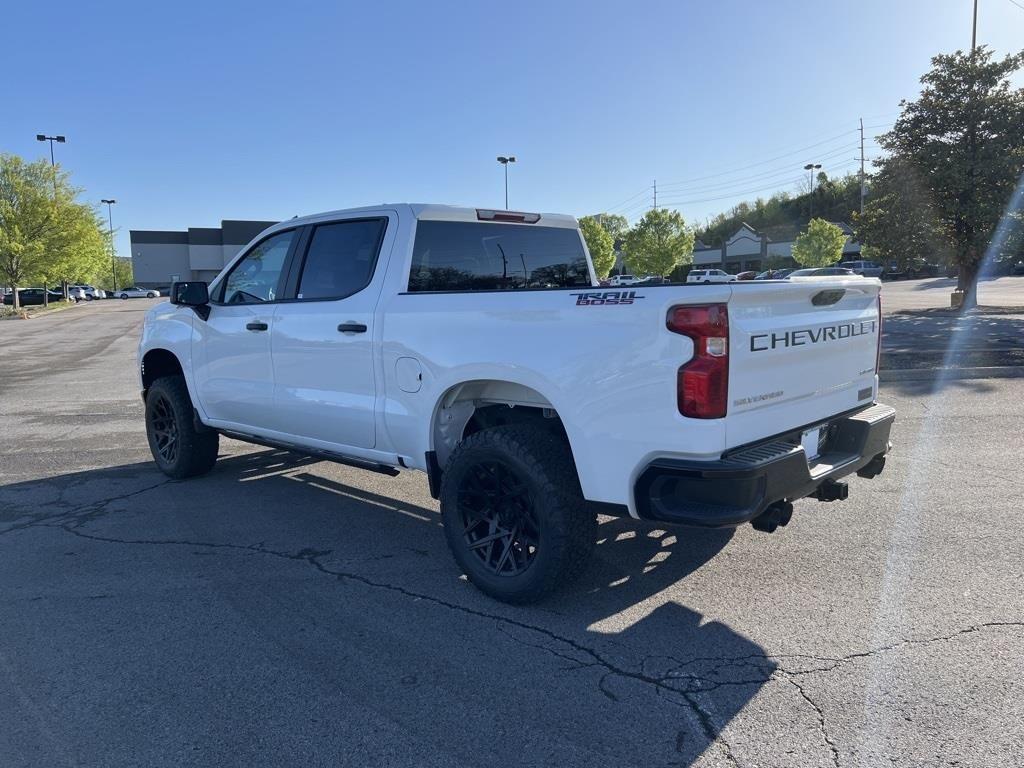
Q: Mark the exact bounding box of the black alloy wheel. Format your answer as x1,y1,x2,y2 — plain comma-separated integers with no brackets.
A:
457,460,540,577
148,391,179,465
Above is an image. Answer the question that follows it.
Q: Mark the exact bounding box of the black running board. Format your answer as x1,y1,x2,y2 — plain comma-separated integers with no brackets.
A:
218,430,401,477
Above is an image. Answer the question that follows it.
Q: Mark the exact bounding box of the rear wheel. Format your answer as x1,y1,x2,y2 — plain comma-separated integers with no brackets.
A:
440,424,596,604
120,293,128,300
145,376,219,479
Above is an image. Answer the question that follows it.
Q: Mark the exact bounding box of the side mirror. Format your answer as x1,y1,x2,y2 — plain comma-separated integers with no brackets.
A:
171,281,210,320
171,281,209,305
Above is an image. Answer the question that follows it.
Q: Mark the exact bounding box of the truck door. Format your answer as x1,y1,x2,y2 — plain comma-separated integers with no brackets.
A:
193,229,297,428
267,216,392,450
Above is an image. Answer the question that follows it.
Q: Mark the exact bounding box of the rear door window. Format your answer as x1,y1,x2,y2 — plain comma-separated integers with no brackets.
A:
295,218,387,301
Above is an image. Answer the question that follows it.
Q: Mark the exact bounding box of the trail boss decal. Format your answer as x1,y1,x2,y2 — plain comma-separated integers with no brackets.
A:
570,290,644,306
750,320,877,352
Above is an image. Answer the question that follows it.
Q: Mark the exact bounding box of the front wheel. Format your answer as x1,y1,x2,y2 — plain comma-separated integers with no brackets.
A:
145,376,219,479
440,424,596,604
147,292,156,298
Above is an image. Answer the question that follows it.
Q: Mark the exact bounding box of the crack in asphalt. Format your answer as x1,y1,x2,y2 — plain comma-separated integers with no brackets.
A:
6,473,1017,768
49,519,1024,767
787,677,841,768
0,476,175,538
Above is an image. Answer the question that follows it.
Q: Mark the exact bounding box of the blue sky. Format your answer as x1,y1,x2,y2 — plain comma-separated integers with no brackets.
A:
4,0,1023,259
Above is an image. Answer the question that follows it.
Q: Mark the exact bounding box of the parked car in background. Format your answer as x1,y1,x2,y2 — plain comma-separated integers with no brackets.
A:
68,287,87,302
787,267,858,279
840,260,884,278
608,274,639,286
117,287,161,299
735,271,758,281
907,263,940,278
635,275,670,285
70,284,107,300
2,288,70,306
686,269,734,284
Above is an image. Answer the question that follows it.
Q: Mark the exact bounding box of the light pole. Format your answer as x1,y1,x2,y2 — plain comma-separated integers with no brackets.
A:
496,155,516,209
804,163,822,219
102,199,118,291
36,134,66,197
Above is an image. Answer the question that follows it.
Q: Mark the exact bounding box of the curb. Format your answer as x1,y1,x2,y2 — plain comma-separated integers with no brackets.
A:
879,366,1024,382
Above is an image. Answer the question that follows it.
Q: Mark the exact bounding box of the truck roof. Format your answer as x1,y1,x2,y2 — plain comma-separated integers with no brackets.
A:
269,204,579,231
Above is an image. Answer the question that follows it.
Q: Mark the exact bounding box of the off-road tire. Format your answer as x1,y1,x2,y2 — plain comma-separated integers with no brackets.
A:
440,424,596,604
145,375,219,479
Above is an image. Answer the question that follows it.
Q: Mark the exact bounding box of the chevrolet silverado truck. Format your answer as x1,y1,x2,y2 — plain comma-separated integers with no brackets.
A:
138,204,894,603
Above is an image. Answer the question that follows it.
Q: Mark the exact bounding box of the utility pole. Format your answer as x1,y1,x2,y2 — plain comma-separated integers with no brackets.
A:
804,163,822,219
496,156,516,209
859,118,867,215
971,0,978,52
653,179,657,210
36,134,66,198
102,199,117,292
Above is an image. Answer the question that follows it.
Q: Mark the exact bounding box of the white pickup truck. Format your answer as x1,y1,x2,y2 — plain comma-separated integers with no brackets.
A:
139,204,894,603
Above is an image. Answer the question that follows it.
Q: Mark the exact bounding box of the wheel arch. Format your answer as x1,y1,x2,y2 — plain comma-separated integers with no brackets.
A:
141,348,185,397
427,378,579,498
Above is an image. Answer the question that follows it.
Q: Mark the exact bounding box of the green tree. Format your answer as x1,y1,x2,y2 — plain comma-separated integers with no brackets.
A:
622,208,695,277
0,154,109,310
594,213,628,244
855,159,944,271
578,215,615,278
792,218,847,267
110,256,134,290
859,47,1024,307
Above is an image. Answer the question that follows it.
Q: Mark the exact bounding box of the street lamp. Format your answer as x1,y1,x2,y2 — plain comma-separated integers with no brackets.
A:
36,134,66,197
496,155,516,209
102,199,118,292
804,163,822,218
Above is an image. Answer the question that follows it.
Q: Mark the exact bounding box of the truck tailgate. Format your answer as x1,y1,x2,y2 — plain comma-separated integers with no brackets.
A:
726,278,880,448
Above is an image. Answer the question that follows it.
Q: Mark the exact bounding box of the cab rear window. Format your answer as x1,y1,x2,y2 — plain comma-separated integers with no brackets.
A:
408,221,590,292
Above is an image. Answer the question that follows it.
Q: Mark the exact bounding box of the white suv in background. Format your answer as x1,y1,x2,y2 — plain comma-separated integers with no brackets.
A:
70,285,107,300
608,274,639,286
687,269,735,284
840,261,884,278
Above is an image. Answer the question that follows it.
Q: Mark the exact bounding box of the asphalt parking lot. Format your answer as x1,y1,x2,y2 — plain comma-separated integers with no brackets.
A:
2,298,1022,767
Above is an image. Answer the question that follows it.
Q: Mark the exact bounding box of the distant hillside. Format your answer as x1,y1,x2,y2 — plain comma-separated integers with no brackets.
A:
697,173,863,246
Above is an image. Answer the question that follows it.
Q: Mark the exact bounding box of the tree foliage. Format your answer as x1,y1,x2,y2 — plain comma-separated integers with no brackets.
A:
856,47,1024,305
595,213,629,244
698,175,863,247
0,154,110,309
792,218,847,267
578,215,616,278
622,208,695,277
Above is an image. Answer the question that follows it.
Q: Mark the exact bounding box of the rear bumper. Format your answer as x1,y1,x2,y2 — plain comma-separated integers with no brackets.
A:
634,402,895,527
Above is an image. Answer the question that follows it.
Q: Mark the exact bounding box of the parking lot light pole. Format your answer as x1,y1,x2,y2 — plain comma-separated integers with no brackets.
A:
36,134,66,197
804,163,822,219
102,199,117,292
496,156,516,209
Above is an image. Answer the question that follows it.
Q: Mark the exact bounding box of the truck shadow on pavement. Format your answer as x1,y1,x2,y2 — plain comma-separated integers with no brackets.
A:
1,448,773,767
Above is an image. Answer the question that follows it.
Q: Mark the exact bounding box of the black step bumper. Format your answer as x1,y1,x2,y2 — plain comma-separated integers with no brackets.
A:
634,403,895,527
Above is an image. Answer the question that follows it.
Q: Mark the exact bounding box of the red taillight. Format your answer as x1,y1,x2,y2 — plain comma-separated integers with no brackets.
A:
667,304,729,419
875,293,883,374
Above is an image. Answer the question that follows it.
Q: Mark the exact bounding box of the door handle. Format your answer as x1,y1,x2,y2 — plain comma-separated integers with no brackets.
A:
337,322,367,334
246,322,269,331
